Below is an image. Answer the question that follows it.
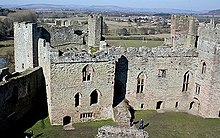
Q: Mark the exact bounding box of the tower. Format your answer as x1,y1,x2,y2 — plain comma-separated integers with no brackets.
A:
14,22,38,72
88,15,103,47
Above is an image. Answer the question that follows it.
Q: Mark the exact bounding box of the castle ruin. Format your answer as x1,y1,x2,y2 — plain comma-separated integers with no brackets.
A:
0,15,220,130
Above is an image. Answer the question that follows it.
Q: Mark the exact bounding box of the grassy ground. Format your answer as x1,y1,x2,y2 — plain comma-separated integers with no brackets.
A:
0,39,14,71
106,40,164,48
25,110,220,138
25,118,116,138
134,110,220,138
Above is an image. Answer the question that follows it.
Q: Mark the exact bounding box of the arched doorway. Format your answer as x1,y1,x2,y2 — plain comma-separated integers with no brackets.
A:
63,116,71,126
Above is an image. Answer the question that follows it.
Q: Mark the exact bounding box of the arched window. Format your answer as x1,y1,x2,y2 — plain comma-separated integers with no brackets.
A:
137,72,145,93
182,71,190,92
202,62,206,74
82,65,94,81
90,90,98,105
74,93,81,107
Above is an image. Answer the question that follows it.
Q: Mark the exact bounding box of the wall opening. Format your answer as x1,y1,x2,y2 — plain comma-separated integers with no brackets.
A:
74,93,80,107
80,113,93,119
22,63,24,69
82,64,94,82
189,101,194,110
137,72,145,93
74,30,83,36
90,90,98,105
182,71,190,92
202,62,206,74
158,69,167,78
219,111,220,118
140,104,144,109
156,101,163,109
175,102,179,108
63,116,71,126
195,83,200,95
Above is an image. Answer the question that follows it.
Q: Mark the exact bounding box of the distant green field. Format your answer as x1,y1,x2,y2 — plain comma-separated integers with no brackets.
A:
106,40,164,48
26,110,220,138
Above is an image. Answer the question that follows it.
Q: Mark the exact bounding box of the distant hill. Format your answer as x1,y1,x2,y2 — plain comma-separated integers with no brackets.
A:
1,4,207,14
208,9,220,15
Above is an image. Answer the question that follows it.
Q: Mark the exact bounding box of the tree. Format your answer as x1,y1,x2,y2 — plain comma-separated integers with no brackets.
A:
117,28,128,36
7,10,37,23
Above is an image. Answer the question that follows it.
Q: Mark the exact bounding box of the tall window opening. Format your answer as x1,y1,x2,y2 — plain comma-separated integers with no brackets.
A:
195,83,200,95
137,72,145,93
82,65,94,81
182,71,190,92
74,93,80,107
156,101,163,109
175,102,179,108
218,111,220,118
90,90,98,105
189,102,194,110
202,62,206,74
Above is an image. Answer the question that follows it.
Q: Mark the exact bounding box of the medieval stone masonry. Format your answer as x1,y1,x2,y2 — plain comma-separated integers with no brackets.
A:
1,15,219,128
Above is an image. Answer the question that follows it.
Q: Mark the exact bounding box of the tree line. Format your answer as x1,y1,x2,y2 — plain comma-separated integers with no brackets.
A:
0,9,37,39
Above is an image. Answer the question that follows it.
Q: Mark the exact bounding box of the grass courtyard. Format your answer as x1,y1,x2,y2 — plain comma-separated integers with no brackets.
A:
25,110,220,138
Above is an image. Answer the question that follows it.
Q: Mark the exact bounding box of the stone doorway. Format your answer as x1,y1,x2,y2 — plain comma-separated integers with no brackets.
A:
63,116,71,126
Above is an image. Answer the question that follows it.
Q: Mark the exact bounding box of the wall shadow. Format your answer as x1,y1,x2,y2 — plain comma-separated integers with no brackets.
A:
113,55,128,107
3,75,48,138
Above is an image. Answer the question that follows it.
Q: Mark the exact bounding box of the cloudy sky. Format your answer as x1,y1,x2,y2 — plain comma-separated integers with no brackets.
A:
1,0,219,11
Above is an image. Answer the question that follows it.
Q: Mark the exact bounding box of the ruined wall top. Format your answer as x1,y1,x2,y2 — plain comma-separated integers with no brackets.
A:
50,46,198,63
199,21,220,43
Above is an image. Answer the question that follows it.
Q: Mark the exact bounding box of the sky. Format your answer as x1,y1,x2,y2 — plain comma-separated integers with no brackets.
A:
1,0,220,11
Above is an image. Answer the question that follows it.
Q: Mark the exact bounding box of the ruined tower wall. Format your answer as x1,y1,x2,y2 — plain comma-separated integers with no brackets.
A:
88,15,103,47
169,15,199,47
38,38,52,121
14,22,38,72
42,25,86,47
195,23,220,118
107,47,198,113
0,67,45,132
49,58,115,125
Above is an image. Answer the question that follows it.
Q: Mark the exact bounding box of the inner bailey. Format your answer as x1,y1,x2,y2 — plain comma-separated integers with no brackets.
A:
11,15,220,127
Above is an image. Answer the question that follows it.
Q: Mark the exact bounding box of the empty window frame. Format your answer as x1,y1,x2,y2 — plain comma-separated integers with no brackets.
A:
158,69,167,78
195,83,201,95
137,72,145,93
182,71,190,92
82,65,94,81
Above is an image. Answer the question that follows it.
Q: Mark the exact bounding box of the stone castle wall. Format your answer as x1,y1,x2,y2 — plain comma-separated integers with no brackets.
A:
14,22,38,72
0,67,46,132
11,15,220,127
88,15,103,47
97,126,149,138
194,23,220,118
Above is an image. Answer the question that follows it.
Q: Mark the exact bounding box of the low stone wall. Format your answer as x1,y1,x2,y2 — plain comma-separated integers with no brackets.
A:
96,126,149,138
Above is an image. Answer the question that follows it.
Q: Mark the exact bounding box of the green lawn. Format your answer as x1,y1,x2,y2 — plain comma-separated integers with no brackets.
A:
106,40,164,48
26,110,220,138
134,110,220,138
25,118,116,138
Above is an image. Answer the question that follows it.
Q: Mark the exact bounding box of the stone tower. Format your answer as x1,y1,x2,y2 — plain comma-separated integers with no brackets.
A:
14,22,38,72
88,15,103,47
170,15,199,47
